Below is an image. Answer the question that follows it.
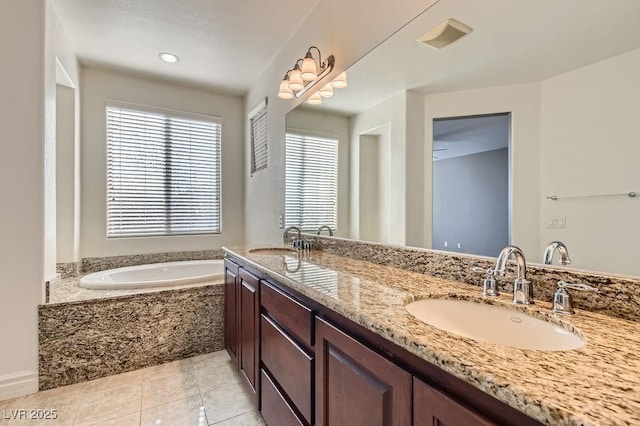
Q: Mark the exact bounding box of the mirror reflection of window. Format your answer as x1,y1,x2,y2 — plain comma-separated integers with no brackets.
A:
285,131,338,232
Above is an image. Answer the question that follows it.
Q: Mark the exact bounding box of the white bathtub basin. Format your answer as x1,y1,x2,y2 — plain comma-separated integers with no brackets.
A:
79,260,224,290
405,299,585,351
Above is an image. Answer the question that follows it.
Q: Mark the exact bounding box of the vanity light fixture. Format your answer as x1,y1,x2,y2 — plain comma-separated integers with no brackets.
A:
277,46,346,102
289,62,305,91
308,92,322,105
319,83,335,98
330,71,348,88
158,52,180,63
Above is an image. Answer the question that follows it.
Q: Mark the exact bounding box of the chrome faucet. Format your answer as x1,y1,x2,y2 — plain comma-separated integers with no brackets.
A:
283,226,310,251
543,241,571,265
493,245,534,305
283,225,302,241
316,225,333,236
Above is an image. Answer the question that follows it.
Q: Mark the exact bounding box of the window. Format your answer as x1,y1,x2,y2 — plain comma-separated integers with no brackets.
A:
285,131,338,232
106,104,221,238
249,98,268,174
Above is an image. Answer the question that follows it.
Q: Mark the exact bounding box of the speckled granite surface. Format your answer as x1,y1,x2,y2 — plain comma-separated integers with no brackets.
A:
306,235,640,322
48,275,221,304
225,246,640,426
39,283,224,390
56,262,80,279
81,249,224,273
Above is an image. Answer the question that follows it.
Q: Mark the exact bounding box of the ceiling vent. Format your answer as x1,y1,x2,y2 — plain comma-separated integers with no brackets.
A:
418,19,473,49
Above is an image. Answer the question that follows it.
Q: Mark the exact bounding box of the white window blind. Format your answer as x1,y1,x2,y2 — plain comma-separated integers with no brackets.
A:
250,99,267,174
285,131,338,232
106,104,222,238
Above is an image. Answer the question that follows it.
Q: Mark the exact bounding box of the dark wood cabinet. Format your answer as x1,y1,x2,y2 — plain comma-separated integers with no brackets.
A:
239,268,260,405
225,254,539,426
260,280,314,426
261,314,313,424
223,259,239,366
414,378,494,426
261,280,314,348
261,369,305,426
315,317,412,426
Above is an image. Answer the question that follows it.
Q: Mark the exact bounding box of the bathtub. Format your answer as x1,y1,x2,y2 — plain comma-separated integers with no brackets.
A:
79,260,225,290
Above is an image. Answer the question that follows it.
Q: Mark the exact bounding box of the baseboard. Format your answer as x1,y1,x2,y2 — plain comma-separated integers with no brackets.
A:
0,371,38,401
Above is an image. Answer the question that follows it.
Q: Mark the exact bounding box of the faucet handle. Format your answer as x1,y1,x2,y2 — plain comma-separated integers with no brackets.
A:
470,267,500,297
557,281,597,292
471,267,493,275
553,281,597,315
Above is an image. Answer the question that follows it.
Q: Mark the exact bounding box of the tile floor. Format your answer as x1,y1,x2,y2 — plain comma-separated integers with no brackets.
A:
0,351,265,426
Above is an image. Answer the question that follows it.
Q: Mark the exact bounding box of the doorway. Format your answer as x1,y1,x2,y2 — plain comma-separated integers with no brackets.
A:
432,113,511,257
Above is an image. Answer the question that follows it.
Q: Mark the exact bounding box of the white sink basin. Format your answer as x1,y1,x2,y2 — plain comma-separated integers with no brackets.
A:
405,299,584,351
248,248,297,256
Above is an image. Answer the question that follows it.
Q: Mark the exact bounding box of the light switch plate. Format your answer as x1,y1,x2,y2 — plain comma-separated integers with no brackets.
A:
546,216,566,228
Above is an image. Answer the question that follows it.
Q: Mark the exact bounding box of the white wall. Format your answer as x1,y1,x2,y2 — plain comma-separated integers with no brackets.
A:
405,90,426,247
540,48,640,275
56,85,76,262
350,92,406,244
285,108,350,237
52,4,81,264
358,135,381,242
43,0,57,282
425,83,541,257
81,67,245,257
0,0,52,398
244,0,439,245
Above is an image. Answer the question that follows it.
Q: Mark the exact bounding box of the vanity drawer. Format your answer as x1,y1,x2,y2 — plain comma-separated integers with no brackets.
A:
261,314,313,424
260,369,305,426
261,280,313,347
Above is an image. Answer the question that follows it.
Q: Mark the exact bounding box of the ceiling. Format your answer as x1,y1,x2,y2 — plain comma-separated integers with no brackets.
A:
433,114,509,161
311,0,640,115
51,0,321,94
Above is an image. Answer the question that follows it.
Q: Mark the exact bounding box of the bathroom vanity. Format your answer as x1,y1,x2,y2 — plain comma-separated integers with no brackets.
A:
222,246,640,425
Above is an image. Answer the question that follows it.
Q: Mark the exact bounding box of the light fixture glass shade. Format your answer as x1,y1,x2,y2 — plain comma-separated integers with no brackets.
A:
300,56,318,81
331,71,348,88
319,83,334,98
307,92,322,105
288,68,304,91
278,78,294,99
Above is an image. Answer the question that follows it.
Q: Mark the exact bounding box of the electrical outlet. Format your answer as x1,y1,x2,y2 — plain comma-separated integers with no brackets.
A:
546,216,566,228
457,242,461,249
443,241,448,247
278,215,284,229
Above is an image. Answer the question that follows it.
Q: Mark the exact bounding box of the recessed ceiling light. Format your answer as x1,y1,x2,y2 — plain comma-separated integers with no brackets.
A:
158,52,179,63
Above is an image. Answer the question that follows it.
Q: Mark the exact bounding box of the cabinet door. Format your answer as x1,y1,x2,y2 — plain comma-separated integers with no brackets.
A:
315,318,411,426
224,259,239,367
239,268,260,404
414,378,494,426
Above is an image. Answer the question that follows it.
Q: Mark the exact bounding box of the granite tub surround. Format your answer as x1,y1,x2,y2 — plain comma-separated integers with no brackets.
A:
305,235,640,322
49,274,222,304
39,284,225,390
81,249,224,273
224,246,640,426
56,261,80,279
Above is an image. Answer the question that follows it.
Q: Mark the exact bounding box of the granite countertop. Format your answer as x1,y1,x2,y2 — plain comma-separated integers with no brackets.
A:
224,246,640,426
48,276,224,305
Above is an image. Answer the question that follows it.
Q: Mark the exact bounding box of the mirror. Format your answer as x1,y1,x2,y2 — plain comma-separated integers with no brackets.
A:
285,0,640,277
